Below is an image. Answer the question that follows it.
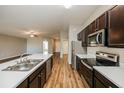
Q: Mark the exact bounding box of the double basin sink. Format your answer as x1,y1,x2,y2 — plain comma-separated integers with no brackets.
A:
2,59,44,71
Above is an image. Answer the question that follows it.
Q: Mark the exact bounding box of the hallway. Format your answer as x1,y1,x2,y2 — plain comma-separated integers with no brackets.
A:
44,54,85,88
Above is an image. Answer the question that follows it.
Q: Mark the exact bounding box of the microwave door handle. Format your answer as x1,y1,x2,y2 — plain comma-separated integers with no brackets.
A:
96,33,100,44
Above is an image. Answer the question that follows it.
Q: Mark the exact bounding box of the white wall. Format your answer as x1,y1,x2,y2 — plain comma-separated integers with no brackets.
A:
0,34,27,60
60,30,69,58
63,40,68,54
54,39,60,52
27,36,54,54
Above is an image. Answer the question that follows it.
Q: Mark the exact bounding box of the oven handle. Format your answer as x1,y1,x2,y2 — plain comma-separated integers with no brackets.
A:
81,61,93,70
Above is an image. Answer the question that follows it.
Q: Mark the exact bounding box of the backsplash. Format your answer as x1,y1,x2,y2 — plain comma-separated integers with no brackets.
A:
87,47,124,63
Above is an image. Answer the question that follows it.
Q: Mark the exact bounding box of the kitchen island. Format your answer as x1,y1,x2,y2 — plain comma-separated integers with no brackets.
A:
0,54,53,88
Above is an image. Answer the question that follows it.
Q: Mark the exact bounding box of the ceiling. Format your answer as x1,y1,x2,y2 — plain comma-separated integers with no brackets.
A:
0,5,99,39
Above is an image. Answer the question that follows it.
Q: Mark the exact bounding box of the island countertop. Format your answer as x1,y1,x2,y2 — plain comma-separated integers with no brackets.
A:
0,53,52,88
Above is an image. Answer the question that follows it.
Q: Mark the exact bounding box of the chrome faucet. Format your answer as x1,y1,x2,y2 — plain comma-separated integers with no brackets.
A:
20,53,26,63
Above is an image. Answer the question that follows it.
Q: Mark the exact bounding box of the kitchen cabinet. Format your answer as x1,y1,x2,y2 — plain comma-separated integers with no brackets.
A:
40,64,46,87
88,21,96,35
17,79,28,88
108,5,124,47
88,12,107,35
16,56,53,88
76,57,92,87
77,31,82,41
93,69,118,88
29,74,40,88
98,12,108,30
88,21,95,35
29,62,46,88
77,26,89,46
81,27,89,47
91,21,96,33
76,56,81,72
80,61,93,87
46,58,52,80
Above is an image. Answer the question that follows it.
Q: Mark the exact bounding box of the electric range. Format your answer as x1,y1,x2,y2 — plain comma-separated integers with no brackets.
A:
79,51,119,87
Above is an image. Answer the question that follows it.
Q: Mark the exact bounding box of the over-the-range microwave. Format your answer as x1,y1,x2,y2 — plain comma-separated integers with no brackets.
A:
88,29,106,47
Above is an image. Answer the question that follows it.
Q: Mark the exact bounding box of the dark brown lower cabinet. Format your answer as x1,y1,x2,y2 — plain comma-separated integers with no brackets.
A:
17,62,47,88
29,62,46,88
93,69,118,88
40,67,46,87
17,79,28,88
76,57,92,88
29,75,40,88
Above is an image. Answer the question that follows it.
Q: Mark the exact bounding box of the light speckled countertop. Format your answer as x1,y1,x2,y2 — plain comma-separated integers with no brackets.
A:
75,53,96,59
94,65,124,88
0,53,52,88
76,53,124,88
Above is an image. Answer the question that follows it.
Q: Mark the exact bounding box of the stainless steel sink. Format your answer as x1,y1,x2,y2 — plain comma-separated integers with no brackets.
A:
2,59,44,71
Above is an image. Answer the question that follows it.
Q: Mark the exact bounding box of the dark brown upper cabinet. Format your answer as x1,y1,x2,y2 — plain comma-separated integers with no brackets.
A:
92,21,96,33
88,12,108,35
88,21,96,35
77,31,82,41
98,12,108,30
81,26,89,47
108,5,124,47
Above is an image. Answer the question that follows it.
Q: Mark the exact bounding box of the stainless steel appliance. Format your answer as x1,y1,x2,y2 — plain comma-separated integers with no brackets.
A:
80,51,119,87
71,41,87,69
88,29,106,47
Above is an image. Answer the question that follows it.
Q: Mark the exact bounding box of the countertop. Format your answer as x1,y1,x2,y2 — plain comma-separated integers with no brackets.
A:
0,53,53,88
75,53,96,59
93,65,124,88
76,53,124,88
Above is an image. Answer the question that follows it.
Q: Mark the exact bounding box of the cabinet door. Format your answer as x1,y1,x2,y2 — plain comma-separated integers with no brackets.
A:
29,75,40,88
98,12,107,30
92,21,96,33
77,32,82,41
88,21,96,35
81,30,86,47
94,70,118,88
108,5,124,47
76,56,81,73
94,77,106,88
17,79,28,88
41,68,46,87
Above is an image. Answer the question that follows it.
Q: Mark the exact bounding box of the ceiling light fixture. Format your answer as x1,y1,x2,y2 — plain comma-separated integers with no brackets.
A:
30,34,35,38
30,34,38,38
64,4,72,9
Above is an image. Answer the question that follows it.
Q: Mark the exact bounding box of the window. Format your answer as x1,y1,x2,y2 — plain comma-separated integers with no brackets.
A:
43,40,48,54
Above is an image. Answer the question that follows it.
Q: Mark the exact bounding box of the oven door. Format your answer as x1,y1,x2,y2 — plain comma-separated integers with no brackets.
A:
88,29,105,47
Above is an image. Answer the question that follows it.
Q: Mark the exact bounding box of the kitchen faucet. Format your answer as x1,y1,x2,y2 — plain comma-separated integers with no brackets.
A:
19,53,27,63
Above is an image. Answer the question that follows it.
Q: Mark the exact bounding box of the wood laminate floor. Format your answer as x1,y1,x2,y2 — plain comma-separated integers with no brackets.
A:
44,54,86,88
